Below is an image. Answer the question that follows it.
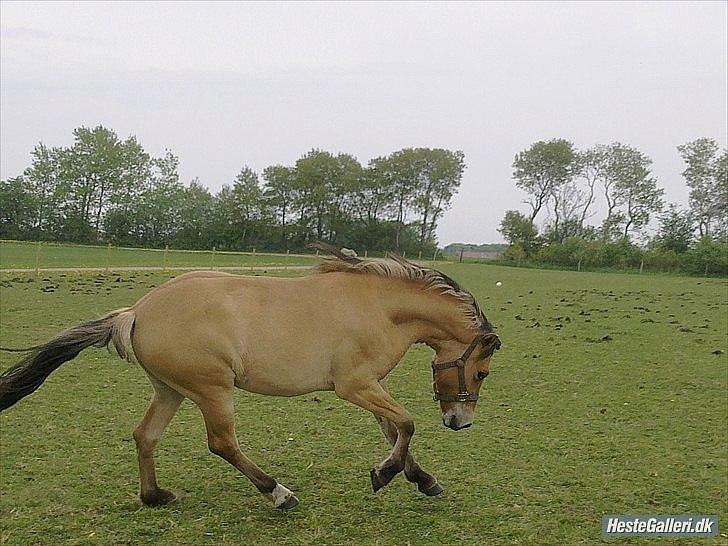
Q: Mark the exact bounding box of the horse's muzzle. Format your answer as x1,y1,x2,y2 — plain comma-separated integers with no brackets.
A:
442,415,473,431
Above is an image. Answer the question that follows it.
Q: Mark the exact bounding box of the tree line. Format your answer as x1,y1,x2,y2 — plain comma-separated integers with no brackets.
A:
0,126,465,254
498,138,728,274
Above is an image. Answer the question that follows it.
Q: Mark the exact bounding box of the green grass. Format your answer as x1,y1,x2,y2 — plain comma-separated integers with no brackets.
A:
0,264,726,545
0,241,316,269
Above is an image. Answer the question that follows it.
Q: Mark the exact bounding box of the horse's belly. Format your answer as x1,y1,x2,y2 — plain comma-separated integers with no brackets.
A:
233,365,333,396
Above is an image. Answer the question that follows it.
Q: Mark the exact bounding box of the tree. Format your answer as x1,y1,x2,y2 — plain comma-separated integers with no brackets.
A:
575,146,607,230
512,139,578,224
654,204,694,253
677,138,727,237
293,150,361,244
263,165,297,248
294,150,338,242
498,210,539,255
103,137,153,245
368,152,414,250
133,151,185,246
57,126,127,241
599,143,662,240
23,143,62,238
0,177,35,239
230,166,268,248
408,148,465,246
174,179,216,249
326,153,362,244
350,164,394,251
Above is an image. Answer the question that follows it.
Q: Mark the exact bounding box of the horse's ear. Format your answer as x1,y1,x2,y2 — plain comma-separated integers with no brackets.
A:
481,333,501,356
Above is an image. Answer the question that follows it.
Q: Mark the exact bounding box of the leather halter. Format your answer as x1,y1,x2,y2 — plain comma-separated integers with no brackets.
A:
431,333,499,403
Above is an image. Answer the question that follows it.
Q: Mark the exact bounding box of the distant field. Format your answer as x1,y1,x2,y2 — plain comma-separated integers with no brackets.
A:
0,263,726,545
0,241,317,269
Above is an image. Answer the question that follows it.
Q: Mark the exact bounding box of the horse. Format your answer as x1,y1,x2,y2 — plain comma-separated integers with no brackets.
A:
0,243,501,510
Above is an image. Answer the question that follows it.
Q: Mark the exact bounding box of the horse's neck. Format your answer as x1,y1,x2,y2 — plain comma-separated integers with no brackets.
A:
384,281,472,348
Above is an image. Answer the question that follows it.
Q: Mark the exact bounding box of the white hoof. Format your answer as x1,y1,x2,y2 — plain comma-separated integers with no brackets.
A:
265,483,298,509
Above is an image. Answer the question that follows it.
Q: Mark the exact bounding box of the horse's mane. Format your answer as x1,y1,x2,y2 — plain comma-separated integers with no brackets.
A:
309,242,494,332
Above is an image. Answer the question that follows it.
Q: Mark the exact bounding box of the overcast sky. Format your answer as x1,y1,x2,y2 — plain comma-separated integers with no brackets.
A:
1,1,726,244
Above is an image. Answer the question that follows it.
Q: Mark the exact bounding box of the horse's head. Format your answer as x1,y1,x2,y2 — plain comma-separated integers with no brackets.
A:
431,332,501,430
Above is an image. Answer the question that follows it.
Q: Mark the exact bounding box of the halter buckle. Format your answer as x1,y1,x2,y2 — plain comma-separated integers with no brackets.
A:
456,392,471,402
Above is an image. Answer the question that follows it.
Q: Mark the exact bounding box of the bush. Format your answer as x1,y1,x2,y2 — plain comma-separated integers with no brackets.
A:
499,236,727,277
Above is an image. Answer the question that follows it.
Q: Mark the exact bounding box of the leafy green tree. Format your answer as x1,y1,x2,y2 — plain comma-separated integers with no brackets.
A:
262,165,297,248
0,177,35,238
56,126,128,241
23,143,62,238
677,138,727,238
103,137,153,245
575,146,608,231
294,150,337,242
513,139,578,224
174,179,216,249
654,204,695,253
350,164,394,252
408,148,465,246
498,210,539,255
368,152,413,250
293,150,361,243
130,151,185,246
599,143,663,239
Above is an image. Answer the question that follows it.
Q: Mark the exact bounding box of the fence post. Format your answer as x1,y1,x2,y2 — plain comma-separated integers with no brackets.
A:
285,249,290,270
34,241,41,279
639,260,644,274
364,249,368,258
577,259,581,272
163,245,169,272
418,250,422,260
212,246,216,270
459,248,464,263
250,248,256,272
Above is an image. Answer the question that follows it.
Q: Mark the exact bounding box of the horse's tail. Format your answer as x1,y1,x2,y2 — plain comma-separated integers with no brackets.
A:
0,308,137,412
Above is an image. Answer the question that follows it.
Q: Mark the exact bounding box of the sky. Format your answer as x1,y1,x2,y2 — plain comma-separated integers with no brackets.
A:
1,1,726,245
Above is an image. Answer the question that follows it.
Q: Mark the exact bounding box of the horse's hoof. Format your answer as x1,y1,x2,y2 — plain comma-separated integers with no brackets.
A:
140,488,178,507
277,495,299,510
370,466,398,493
418,480,444,496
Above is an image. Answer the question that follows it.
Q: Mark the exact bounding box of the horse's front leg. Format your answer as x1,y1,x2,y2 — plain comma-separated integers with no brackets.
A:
335,379,414,492
375,382,443,496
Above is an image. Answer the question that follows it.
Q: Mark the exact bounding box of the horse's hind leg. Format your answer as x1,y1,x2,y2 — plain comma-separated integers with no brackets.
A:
194,387,299,509
133,376,184,506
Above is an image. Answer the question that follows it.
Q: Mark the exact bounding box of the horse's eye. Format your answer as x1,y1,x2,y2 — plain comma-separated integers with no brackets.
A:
476,370,489,381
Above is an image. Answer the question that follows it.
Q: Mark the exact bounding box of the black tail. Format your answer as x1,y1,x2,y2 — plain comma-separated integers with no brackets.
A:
0,308,135,412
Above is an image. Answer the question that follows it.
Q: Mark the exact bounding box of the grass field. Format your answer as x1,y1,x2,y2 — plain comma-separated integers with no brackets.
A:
0,262,726,545
0,241,317,269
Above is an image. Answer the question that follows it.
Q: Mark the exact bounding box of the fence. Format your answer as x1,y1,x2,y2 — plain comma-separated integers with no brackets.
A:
0,240,447,277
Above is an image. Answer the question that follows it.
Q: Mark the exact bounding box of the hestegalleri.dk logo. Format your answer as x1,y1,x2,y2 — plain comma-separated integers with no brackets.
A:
602,515,718,537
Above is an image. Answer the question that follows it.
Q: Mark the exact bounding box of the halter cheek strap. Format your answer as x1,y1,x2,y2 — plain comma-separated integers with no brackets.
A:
431,333,500,403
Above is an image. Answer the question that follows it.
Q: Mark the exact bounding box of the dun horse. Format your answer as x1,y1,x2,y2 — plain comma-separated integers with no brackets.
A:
0,244,501,509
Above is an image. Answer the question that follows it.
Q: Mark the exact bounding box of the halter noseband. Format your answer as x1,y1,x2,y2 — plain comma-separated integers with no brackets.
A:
431,333,500,403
